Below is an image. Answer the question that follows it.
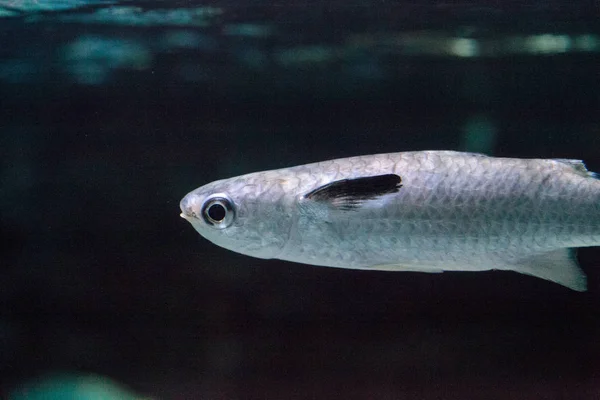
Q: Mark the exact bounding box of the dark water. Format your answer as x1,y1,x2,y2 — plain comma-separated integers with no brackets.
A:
2,1,600,398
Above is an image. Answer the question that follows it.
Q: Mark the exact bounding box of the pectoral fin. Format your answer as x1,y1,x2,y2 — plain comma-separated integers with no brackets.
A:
303,174,402,210
510,248,587,291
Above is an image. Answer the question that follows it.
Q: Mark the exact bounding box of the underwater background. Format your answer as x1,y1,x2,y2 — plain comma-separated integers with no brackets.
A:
2,0,600,398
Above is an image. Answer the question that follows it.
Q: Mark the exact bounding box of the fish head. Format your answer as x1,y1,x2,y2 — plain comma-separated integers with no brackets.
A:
180,175,293,259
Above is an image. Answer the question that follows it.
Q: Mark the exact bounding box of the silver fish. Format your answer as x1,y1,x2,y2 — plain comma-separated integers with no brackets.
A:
180,151,600,291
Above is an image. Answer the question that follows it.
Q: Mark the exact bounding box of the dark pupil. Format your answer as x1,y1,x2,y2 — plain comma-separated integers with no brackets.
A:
207,203,226,222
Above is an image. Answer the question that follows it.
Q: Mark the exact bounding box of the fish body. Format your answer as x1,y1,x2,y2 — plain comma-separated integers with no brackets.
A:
180,151,600,290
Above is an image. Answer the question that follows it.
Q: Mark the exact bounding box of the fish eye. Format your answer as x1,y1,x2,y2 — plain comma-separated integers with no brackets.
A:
201,194,235,229
208,203,226,221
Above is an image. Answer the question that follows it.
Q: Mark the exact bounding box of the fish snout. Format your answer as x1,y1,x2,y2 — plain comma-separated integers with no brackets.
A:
179,194,199,220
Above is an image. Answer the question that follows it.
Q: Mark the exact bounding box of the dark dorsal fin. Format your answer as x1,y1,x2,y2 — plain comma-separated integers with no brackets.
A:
304,174,402,210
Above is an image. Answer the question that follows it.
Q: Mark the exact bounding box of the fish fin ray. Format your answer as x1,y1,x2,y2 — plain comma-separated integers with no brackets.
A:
303,174,402,210
509,248,587,291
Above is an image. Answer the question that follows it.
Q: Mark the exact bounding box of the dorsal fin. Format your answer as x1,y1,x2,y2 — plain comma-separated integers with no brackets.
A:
553,159,599,179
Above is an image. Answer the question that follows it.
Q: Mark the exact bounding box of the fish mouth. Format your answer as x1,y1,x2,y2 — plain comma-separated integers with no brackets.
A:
179,194,197,220
180,208,195,221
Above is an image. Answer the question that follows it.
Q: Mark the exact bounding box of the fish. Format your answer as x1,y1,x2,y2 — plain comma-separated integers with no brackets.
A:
180,150,600,291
